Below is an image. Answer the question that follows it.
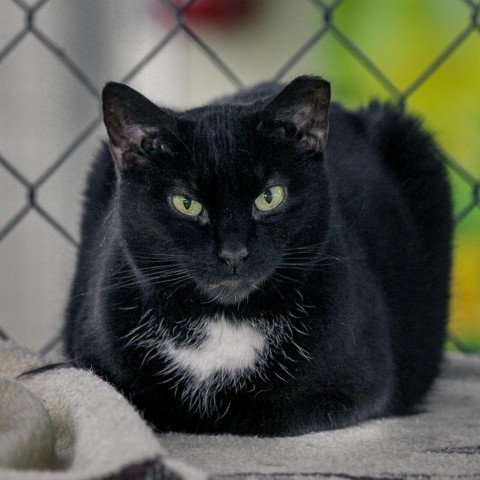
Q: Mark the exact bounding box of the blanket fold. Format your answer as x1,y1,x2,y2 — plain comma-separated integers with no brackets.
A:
0,339,205,480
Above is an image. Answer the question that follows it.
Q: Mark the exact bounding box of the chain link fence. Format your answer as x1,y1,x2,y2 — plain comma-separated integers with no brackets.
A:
0,0,479,354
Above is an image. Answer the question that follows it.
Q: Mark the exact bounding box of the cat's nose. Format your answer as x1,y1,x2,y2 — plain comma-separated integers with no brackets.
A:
218,246,250,269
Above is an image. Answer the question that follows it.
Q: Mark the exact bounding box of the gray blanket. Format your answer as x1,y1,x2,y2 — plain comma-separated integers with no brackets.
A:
163,354,480,479
1,338,479,479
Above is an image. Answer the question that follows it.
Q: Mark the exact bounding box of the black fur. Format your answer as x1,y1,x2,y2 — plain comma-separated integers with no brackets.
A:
64,76,452,436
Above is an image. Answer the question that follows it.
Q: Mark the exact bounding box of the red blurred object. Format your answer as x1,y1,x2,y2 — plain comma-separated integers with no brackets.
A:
156,0,254,24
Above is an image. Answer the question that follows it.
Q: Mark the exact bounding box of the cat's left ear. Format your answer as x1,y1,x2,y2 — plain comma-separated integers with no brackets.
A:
259,76,330,153
102,82,176,170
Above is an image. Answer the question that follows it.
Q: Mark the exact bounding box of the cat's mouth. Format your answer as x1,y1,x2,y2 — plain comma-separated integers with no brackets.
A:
201,276,260,305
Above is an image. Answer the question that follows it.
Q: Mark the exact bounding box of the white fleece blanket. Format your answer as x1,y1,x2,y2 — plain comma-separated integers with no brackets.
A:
0,339,204,480
1,337,480,480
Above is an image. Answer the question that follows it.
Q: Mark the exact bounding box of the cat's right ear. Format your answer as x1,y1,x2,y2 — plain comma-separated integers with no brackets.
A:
102,82,176,170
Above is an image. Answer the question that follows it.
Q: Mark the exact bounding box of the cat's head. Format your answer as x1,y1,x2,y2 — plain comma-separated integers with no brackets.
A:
102,76,331,305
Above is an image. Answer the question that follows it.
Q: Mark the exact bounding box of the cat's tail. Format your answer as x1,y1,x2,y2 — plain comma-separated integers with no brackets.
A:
358,102,454,413
358,102,453,254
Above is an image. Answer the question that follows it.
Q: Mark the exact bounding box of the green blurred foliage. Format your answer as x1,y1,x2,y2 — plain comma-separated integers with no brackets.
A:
313,0,480,350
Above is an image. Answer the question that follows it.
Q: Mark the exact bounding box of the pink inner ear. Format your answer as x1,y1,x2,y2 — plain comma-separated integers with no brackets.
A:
292,102,329,152
108,124,153,169
127,124,150,144
260,77,330,153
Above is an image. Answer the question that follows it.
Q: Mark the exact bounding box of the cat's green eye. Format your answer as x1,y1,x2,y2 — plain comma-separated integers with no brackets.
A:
172,195,203,217
254,185,286,212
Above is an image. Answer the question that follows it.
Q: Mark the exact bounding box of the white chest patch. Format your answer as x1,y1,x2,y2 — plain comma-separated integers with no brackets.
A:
164,317,266,382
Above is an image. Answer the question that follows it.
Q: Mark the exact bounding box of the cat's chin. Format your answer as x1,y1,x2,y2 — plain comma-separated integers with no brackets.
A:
200,277,259,305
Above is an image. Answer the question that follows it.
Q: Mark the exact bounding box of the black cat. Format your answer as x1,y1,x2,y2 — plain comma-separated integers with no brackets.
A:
64,76,452,436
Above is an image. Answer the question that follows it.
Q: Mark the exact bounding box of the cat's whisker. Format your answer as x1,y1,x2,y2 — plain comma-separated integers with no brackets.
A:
200,291,223,305
76,268,195,295
278,264,319,270
148,274,194,287
129,252,191,260
294,288,304,303
280,255,318,261
283,243,325,253
282,247,322,255
271,271,303,285
268,279,286,301
279,251,363,271
113,266,190,277
109,250,189,261
127,265,190,273
123,259,183,266
165,276,197,300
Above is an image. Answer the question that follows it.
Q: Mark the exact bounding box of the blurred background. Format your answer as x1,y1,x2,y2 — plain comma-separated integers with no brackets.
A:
0,0,479,353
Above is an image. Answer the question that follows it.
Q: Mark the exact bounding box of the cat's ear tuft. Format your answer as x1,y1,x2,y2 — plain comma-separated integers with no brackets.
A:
259,76,330,153
102,82,175,170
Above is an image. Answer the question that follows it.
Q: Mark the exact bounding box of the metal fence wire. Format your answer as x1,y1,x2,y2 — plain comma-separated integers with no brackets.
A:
0,0,479,354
